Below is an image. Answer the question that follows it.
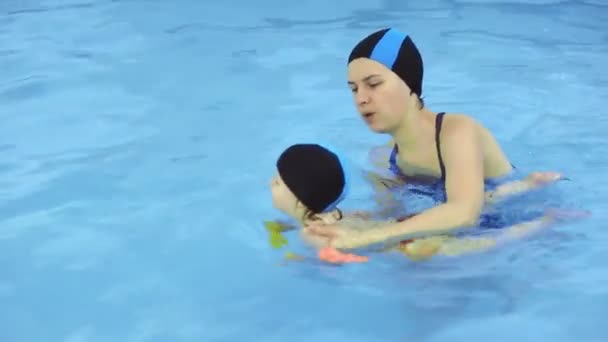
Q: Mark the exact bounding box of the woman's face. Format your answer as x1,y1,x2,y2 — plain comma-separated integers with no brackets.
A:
347,58,415,134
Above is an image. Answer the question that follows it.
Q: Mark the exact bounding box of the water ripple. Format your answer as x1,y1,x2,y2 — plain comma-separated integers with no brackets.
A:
1,0,606,341
6,2,96,16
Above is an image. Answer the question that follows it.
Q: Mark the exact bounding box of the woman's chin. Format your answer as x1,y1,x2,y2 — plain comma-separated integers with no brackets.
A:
367,123,391,134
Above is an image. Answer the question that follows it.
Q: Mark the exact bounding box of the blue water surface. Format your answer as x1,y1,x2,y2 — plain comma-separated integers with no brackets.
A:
1,0,607,341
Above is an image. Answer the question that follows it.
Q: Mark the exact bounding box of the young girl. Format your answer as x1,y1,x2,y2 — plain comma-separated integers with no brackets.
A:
270,143,571,263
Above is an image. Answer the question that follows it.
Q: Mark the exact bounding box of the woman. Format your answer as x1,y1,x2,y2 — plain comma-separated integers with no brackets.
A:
305,27,544,248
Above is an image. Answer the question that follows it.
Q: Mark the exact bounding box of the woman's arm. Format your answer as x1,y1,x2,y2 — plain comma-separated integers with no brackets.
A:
485,172,564,204
397,218,546,260
362,118,487,243
397,209,588,260
304,119,487,249
401,210,566,259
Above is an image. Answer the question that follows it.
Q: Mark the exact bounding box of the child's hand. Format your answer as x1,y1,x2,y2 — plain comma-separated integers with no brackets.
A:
526,172,565,186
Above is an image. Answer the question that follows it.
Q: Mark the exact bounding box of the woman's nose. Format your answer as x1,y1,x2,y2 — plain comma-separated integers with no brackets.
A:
355,89,370,106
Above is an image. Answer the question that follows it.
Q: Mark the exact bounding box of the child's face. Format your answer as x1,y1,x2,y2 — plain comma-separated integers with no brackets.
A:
270,173,299,217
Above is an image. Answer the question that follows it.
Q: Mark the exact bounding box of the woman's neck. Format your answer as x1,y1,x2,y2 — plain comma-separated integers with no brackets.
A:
392,108,436,152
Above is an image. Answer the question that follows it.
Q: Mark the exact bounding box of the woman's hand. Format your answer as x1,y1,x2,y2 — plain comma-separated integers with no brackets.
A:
543,207,591,223
525,171,566,186
303,223,375,250
485,171,566,204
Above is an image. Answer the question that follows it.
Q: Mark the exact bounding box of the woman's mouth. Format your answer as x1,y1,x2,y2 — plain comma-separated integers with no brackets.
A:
363,112,376,123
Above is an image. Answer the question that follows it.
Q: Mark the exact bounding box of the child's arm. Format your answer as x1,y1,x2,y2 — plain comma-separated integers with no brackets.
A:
485,172,564,204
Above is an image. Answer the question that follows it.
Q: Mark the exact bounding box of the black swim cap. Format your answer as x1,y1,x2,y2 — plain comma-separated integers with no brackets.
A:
348,28,423,97
277,144,348,214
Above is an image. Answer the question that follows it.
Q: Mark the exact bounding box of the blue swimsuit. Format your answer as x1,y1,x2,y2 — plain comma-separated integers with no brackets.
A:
388,112,514,229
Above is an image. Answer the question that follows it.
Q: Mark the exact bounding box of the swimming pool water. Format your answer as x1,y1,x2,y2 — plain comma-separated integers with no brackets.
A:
1,0,607,341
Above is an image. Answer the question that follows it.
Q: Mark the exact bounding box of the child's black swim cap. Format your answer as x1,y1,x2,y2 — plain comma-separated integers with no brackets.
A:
348,28,423,97
277,144,348,214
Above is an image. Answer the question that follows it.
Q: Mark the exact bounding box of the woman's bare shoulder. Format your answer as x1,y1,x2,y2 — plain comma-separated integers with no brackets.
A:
442,112,497,138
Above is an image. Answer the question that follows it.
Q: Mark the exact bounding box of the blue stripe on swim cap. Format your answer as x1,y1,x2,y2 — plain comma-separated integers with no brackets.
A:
370,28,407,69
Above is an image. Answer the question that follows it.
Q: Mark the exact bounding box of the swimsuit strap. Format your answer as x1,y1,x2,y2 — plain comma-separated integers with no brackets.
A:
388,144,405,178
388,112,447,181
435,112,446,180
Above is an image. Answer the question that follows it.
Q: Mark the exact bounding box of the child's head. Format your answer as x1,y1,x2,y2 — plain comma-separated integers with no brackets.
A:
270,143,349,223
